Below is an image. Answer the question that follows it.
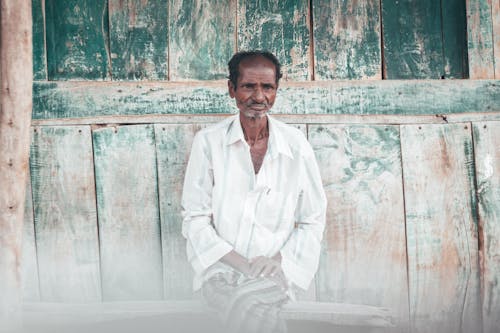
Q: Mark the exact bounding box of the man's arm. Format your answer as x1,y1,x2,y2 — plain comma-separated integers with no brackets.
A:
181,132,233,275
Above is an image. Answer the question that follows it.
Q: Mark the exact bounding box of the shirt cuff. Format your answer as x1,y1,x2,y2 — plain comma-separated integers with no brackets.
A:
190,241,233,275
280,253,316,291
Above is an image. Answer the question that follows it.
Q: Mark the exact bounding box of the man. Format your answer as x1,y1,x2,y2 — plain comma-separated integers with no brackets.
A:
181,50,327,333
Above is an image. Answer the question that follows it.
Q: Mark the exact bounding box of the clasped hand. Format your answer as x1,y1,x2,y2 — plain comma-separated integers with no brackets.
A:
248,256,288,290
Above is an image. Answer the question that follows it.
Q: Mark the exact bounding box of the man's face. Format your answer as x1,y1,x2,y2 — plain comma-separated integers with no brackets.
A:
228,56,278,120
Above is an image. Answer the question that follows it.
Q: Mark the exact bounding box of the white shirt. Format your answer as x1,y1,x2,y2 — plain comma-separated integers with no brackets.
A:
181,114,327,291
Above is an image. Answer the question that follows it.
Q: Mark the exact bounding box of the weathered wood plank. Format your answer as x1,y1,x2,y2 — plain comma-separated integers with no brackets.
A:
441,0,468,78
32,0,46,80
382,0,444,78
238,0,310,80
22,174,40,302
108,0,168,80
30,126,101,302
313,0,381,79
493,0,500,78
401,123,481,332
45,0,110,80
32,80,500,119
310,124,409,331
0,1,33,329
466,0,495,79
30,112,500,127
154,124,203,299
169,0,235,80
93,124,163,301
472,121,500,333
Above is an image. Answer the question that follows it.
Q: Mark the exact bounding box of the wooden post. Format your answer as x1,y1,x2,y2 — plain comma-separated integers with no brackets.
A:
0,0,33,332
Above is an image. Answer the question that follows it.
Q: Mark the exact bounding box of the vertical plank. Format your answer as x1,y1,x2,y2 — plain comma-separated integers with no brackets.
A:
45,0,110,80
22,173,40,302
441,0,468,78
472,121,500,333
466,0,495,79
169,0,236,80
0,1,33,328
492,0,500,78
310,124,409,330
401,123,481,332
93,124,163,301
238,0,310,80
313,0,381,79
32,0,47,80
108,0,168,80
155,124,203,299
30,126,101,302
382,0,444,79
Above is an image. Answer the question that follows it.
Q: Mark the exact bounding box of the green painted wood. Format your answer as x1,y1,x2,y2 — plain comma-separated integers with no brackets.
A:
30,126,101,302
154,124,203,299
108,0,168,80
310,124,409,330
32,80,500,119
22,172,40,302
382,0,444,79
472,121,500,333
93,124,163,301
238,0,310,80
169,0,235,80
466,0,495,78
441,0,468,78
493,0,500,78
45,0,110,80
401,123,481,332
32,0,46,80
313,0,381,79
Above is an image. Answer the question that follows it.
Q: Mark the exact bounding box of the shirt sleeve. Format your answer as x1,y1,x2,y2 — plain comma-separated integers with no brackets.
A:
181,132,233,275
280,143,327,290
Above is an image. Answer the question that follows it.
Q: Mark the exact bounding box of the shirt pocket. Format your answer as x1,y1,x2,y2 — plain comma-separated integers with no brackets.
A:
255,190,295,232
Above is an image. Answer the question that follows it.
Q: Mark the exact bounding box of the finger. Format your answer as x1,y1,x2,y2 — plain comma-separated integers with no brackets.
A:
250,258,267,277
260,262,278,277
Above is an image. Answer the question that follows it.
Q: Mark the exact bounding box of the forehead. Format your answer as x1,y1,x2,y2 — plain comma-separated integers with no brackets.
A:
237,56,276,82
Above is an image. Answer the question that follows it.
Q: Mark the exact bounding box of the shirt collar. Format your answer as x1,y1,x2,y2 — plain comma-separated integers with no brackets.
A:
225,114,293,159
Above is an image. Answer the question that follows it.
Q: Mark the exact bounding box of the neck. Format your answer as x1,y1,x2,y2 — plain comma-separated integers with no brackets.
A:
239,113,268,142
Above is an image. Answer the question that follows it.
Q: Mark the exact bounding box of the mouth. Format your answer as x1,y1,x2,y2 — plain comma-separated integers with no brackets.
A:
248,104,268,111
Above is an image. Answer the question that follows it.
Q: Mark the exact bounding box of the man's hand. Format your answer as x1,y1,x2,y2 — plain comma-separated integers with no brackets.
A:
249,255,288,290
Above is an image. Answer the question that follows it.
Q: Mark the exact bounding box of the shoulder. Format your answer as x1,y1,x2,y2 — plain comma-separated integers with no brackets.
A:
193,114,236,142
269,116,314,157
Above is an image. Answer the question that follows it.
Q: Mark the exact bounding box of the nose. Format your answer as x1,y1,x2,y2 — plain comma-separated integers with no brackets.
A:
252,87,265,103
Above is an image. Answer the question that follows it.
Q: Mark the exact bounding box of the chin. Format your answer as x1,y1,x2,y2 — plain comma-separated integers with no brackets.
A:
241,110,268,120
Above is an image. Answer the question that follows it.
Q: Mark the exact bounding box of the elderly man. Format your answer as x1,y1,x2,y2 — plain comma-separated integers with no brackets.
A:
181,50,327,333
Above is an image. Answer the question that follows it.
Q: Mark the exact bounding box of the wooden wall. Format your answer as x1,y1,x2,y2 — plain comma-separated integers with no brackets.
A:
25,0,500,332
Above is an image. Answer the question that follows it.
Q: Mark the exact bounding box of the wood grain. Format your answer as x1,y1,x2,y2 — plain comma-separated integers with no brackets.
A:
45,0,110,80
32,80,500,119
30,126,101,302
238,0,310,80
382,0,444,79
22,174,40,302
0,1,33,328
401,123,481,332
472,121,500,333
32,0,46,80
154,124,204,299
313,0,381,79
108,0,168,80
169,0,235,80
93,124,163,301
310,124,409,331
466,0,495,79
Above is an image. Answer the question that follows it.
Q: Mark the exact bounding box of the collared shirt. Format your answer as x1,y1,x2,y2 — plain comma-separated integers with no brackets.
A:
181,114,327,291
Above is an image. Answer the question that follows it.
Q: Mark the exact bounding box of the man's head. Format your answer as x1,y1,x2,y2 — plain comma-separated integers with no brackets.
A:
227,51,283,120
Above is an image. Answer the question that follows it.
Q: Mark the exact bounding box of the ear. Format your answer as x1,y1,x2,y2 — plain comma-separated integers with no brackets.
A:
228,80,236,98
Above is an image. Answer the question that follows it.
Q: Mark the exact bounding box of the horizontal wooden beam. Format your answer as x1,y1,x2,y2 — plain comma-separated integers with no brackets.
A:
22,301,395,328
33,80,500,119
30,112,500,126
